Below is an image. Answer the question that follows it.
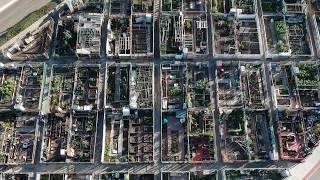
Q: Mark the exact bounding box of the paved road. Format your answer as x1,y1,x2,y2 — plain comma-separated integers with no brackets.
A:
0,160,296,174
0,0,51,33
288,145,320,180
310,166,320,180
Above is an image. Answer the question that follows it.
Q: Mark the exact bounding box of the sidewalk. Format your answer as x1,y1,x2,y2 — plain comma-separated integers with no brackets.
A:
287,145,320,180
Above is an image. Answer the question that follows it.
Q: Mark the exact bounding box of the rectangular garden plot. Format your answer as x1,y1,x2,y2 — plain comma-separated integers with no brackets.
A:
132,0,153,13
162,172,189,180
128,109,153,162
67,112,97,162
107,17,131,56
186,62,211,108
212,0,256,14
183,0,206,12
277,110,306,161
104,110,153,162
301,110,320,153
162,111,188,162
160,13,182,55
104,109,129,162
188,110,215,162
283,0,305,14
129,64,153,109
73,66,99,111
217,61,242,107
285,16,311,55
130,174,154,180
245,110,272,160
0,112,37,164
16,64,43,112
213,16,236,54
50,66,74,113
294,63,320,108
106,63,130,108
105,109,154,163
161,63,186,111
263,16,290,55
160,13,208,56
270,63,298,108
190,171,216,180
54,15,77,57
261,0,284,14
162,0,182,11
104,63,154,163
240,63,266,110
220,108,249,162
0,66,21,108
213,15,260,55
42,114,69,162
236,18,260,55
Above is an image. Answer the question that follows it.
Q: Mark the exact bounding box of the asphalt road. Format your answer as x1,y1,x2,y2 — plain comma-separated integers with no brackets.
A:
310,169,320,180
0,0,51,33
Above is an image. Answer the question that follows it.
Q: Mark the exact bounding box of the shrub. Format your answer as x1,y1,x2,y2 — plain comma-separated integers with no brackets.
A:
276,40,288,52
0,80,15,100
275,21,286,37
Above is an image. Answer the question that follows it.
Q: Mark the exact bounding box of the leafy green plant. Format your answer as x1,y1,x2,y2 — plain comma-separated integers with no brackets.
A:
296,64,320,86
82,139,90,148
104,145,111,161
52,76,62,94
195,79,208,90
168,85,182,96
276,40,288,52
275,20,287,41
0,80,15,101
